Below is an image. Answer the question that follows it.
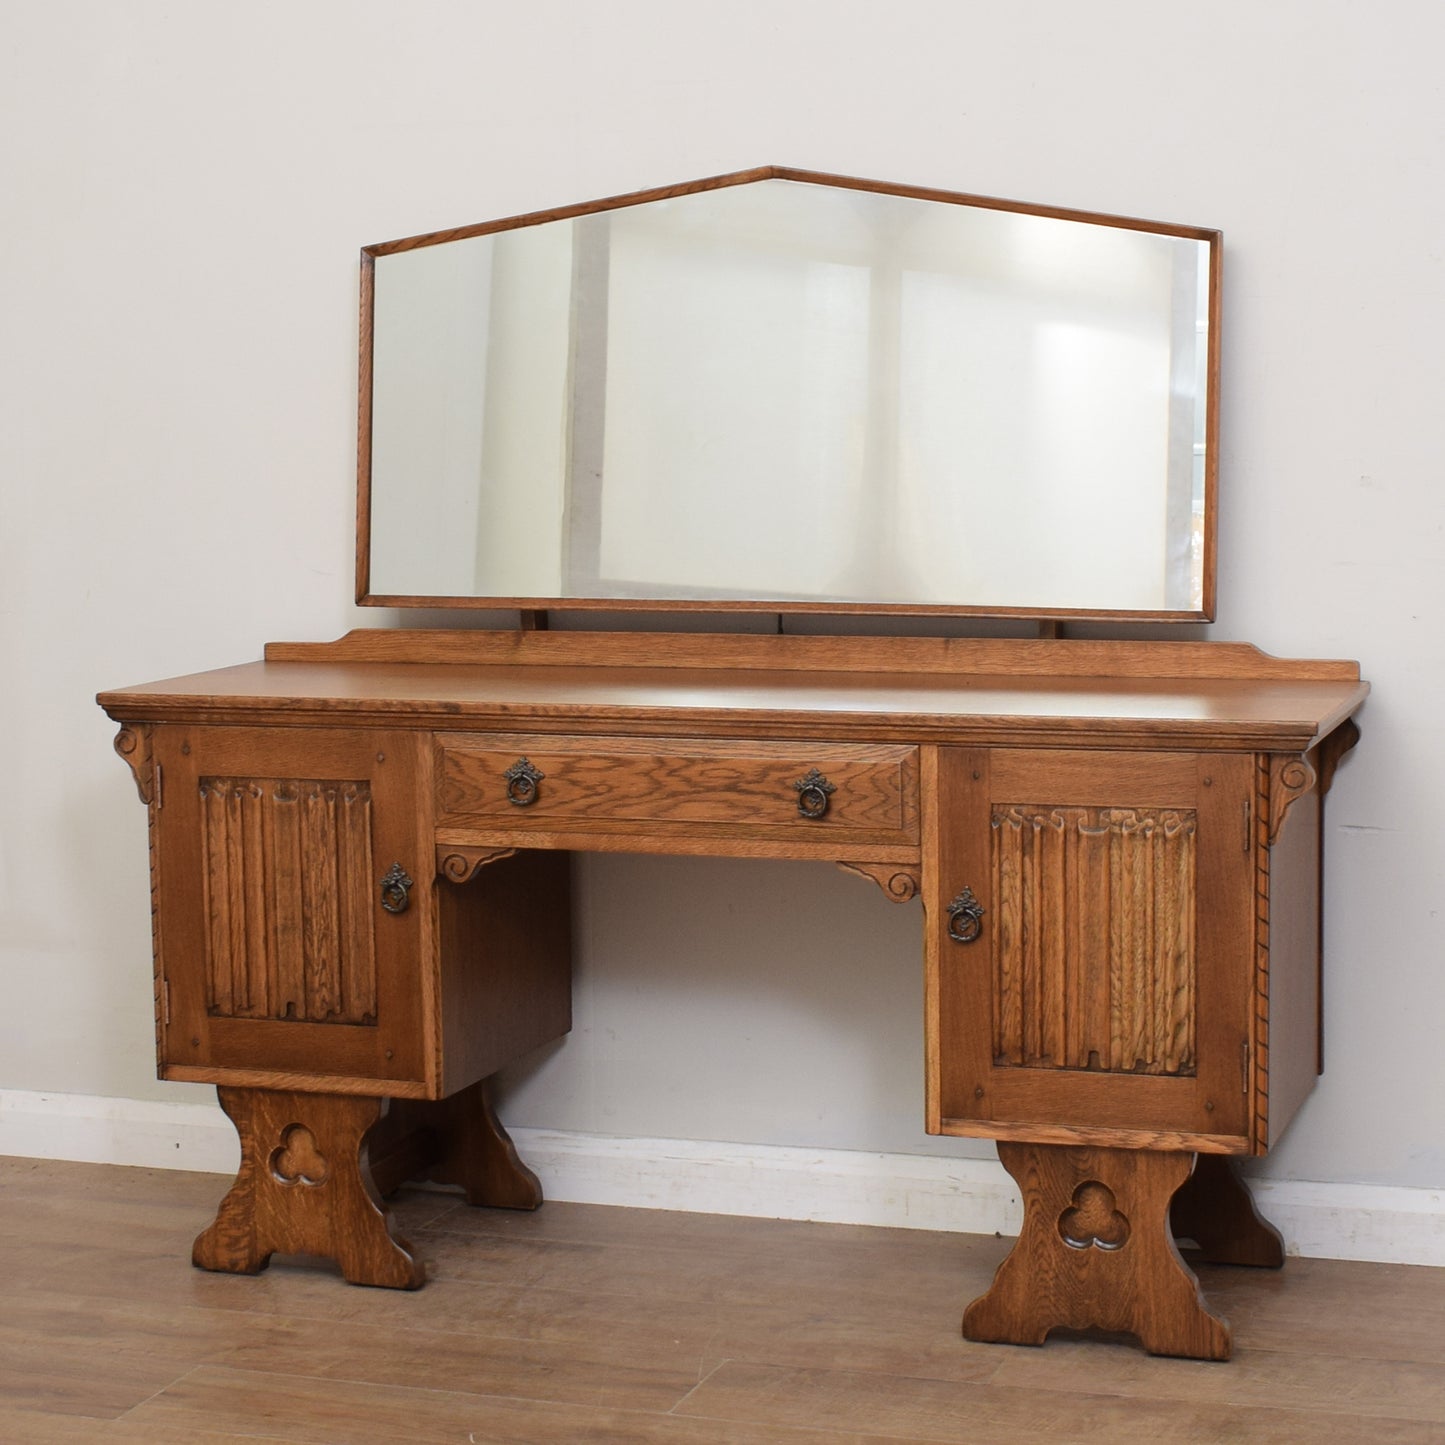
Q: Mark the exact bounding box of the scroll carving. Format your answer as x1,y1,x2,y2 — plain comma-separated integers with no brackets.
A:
835,861,919,903
113,724,154,804
991,805,1197,1077
198,777,378,1026
438,846,518,884
1266,754,1317,845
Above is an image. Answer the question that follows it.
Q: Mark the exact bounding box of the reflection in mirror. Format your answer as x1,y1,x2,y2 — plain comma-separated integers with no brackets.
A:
364,170,1216,618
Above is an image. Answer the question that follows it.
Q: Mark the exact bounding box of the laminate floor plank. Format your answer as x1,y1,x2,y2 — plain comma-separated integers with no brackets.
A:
1193,1255,1445,1367
413,1208,1003,1315
0,1402,305,1444
987,1334,1445,1423
672,1361,1445,1444
2,1157,1443,1444
0,1293,241,1420
208,1311,712,1413
120,1364,920,1445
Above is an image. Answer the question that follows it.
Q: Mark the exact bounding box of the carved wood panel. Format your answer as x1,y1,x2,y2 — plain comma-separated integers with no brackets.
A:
198,777,378,1026
990,805,1197,1077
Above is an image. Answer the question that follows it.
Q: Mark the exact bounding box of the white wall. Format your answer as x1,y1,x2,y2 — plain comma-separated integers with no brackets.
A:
2,1,1441,1200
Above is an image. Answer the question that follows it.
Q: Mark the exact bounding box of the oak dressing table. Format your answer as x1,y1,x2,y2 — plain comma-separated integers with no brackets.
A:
98,170,1366,1360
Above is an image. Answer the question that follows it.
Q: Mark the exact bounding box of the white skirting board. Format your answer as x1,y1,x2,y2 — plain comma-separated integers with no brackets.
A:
2,1088,1441,1268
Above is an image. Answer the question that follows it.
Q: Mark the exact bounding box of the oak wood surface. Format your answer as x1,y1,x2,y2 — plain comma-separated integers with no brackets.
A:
100,632,1367,754
150,727,435,1094
192,1088,422,1290
95,632,1367,1363
436,733,919,840
433,849,572,1098
267,627,1361,678
931,747,1254,1148
434,829,921,865
963,1144,1231,1359
6,1157,1442,1441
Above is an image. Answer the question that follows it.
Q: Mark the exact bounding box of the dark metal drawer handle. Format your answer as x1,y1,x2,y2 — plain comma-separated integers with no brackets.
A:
504,757,544,807
947,887,985,943
380,862,414,915
793,767,837,820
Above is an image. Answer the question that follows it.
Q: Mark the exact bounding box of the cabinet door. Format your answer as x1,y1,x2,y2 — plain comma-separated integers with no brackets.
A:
151,726,433,1093
929,747,1254,1148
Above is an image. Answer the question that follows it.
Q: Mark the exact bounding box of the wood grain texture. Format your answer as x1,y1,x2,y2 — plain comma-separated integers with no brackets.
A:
437,733,918,842
964,1143,1231,1360
991,804,1197,1077
198,777,377,1025
100,633,1368,758
192,1087,422,1289
98,639,1366,1360
260,627,1363,681
932,748,1253,1149
149,727,434,1093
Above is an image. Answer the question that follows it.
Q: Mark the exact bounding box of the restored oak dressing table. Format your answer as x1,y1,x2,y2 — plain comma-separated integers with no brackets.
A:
98,170,1366,1360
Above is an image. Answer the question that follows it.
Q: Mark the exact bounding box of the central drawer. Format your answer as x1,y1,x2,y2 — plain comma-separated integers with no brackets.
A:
434,733,920,844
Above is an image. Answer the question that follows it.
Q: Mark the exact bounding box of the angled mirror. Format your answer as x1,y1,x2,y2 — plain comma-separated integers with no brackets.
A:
359,167,1218,620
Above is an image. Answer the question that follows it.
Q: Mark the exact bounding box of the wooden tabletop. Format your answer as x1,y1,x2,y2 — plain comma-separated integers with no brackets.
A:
98,631,1368,752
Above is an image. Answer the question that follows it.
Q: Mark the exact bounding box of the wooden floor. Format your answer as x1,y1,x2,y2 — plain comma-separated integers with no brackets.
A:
1,1158,1442,1443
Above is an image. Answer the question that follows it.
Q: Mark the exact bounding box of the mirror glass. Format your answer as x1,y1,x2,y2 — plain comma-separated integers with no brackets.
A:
363,171,1216,617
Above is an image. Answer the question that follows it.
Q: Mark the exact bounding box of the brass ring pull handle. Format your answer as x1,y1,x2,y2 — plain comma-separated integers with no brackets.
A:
379,862,414,915
793,767,837,819
504,757,544,807
946,887,985,943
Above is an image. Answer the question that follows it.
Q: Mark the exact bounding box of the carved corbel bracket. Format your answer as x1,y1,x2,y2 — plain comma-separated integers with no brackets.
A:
835,861,920,903
437,845,518,884
1314,718,1361,798
1264,716,1362,846
113,724,154,804
1265,753,1316,846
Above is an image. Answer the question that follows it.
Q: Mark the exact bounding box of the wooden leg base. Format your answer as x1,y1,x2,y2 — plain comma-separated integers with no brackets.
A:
1171,1153,1285,1268
193,1087,423,1290
963,1142,1231,1360
370,1077,543,1210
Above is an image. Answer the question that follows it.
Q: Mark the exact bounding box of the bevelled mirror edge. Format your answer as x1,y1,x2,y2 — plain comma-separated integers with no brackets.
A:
356,167,1220,623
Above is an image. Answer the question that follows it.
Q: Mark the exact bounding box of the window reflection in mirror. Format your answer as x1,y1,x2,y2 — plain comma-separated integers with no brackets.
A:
364,172,1215,618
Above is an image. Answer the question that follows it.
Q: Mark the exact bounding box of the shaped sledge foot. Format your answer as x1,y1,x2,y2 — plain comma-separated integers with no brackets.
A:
193,1086,423,1289
963,1142,1231,1360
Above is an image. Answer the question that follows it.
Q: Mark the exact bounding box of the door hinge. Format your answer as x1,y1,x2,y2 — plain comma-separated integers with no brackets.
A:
1243,796,1251,852
154,761,164,811
161,978,171,1027
1241,1040,1250,1095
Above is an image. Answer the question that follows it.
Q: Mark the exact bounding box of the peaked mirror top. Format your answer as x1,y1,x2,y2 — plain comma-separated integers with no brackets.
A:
359,167,1219,621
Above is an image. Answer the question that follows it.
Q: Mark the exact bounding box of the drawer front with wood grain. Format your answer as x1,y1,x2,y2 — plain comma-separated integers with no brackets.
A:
435,734,920,844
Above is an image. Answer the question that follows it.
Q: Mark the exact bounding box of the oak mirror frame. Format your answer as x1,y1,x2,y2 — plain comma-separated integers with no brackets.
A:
358,167,1220,622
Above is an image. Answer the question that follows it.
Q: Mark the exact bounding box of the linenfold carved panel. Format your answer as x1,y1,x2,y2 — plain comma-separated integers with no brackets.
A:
198,778,378,1025
991,805,1197,1077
